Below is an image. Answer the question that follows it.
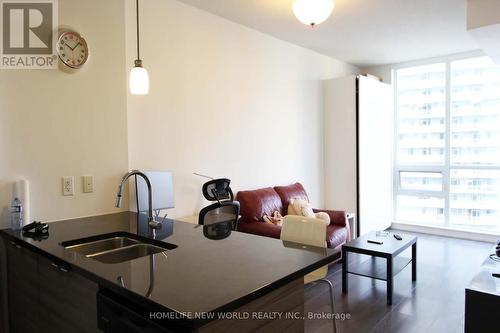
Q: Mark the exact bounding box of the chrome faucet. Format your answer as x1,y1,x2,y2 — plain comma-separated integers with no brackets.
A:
115,170,162,229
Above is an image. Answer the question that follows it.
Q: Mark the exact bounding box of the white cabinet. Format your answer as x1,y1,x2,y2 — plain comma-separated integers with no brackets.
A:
324,75,394,236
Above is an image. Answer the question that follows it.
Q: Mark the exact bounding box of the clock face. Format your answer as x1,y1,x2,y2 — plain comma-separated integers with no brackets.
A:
56,31,89,69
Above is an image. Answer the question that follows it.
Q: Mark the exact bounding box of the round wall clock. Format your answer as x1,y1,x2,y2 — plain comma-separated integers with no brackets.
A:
56,31,89,69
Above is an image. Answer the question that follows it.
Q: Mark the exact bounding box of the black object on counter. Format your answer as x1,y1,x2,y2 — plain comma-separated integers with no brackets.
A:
22,221,49,234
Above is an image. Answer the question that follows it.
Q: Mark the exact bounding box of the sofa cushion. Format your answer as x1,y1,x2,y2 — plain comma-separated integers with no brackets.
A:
236,187,284,223
274,183,309,214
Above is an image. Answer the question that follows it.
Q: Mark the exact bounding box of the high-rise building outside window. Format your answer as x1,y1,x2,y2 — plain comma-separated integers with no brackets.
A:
395,56,500,233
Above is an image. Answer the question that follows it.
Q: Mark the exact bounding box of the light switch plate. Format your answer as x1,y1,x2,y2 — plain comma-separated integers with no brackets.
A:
83,175,93,193
62,177,74,196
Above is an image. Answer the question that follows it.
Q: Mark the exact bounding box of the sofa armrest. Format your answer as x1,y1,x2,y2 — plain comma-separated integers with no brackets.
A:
238,221,282,239
313,209,347,227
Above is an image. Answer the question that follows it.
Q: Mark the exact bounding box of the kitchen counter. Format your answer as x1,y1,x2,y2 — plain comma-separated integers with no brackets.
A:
0,212,340,330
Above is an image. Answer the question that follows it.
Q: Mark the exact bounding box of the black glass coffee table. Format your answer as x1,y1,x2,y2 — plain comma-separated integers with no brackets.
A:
341,231,417,305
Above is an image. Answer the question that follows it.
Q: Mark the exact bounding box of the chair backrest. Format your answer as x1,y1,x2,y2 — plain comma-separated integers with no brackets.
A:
198,201,240,231
280,215,327,248
202,178,234,202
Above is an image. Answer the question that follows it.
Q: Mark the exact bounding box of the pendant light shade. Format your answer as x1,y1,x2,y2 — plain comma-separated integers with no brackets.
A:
130,0,149,95
130,60,149,95
293,0,334,26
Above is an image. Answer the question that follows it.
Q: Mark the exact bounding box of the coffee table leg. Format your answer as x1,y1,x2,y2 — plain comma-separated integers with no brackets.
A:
412,242,417,282
342,248,348,293
387,257,393,305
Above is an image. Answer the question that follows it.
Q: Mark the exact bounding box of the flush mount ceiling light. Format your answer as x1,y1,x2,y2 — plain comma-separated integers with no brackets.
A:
129,0,149,95
293,0,335,27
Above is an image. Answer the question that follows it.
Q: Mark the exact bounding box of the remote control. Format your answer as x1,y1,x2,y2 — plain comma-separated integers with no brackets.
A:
368,240,383,245
394,234,403,240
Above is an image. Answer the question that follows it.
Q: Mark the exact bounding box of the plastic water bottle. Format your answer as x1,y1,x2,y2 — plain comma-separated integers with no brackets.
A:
10,197,22,231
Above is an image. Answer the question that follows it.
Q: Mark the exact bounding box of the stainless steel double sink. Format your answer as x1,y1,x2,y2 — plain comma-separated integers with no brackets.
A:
61,232,177,264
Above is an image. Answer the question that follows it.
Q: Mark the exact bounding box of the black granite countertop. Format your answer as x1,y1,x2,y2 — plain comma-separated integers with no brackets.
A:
0,212,340,329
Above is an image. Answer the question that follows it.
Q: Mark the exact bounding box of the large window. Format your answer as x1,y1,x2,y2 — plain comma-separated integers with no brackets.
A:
395,56,500,233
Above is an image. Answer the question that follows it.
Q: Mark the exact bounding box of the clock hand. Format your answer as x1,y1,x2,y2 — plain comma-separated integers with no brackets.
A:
66,41,79,51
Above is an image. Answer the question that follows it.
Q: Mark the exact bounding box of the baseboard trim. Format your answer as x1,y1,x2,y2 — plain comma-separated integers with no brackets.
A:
391,222,499,243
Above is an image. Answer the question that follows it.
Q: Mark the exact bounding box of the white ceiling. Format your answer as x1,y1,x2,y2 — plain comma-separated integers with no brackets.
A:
176,0,479,67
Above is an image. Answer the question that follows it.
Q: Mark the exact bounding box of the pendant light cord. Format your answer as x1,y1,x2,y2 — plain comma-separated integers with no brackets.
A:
136,0,140,60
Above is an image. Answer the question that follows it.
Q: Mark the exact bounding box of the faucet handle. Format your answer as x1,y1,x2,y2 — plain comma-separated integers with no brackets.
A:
148,220,162,230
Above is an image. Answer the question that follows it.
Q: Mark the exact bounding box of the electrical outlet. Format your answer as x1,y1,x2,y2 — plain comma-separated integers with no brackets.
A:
83,175,93,193
62,177,74,196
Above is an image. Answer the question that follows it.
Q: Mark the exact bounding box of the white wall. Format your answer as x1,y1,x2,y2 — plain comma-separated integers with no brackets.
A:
125,0,359,218
0,0,129,225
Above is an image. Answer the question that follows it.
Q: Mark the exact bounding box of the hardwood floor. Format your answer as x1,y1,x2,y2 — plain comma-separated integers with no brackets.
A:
304,230,492,333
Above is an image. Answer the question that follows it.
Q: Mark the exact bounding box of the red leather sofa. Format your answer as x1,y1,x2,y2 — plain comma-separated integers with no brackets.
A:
236,183,351,249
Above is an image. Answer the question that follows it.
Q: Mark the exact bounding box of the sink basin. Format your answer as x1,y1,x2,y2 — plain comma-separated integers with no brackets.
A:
62,236,140,256
61,232,177,264
87,244,168,264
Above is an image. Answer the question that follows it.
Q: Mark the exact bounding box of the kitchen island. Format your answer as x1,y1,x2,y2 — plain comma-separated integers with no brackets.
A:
0,212,340,332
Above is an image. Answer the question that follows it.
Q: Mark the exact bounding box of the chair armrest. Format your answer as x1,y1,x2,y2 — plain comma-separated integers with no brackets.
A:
313,209,347,227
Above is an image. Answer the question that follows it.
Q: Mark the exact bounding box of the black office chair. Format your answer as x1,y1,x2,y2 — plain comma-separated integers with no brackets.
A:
198,178,240,231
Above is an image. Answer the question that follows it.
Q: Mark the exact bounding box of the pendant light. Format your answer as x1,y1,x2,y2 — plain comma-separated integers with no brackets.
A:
129,0,149,95
293,0,335,27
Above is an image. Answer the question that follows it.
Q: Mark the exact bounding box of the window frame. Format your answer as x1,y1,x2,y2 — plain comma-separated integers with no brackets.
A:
392,51,500,227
